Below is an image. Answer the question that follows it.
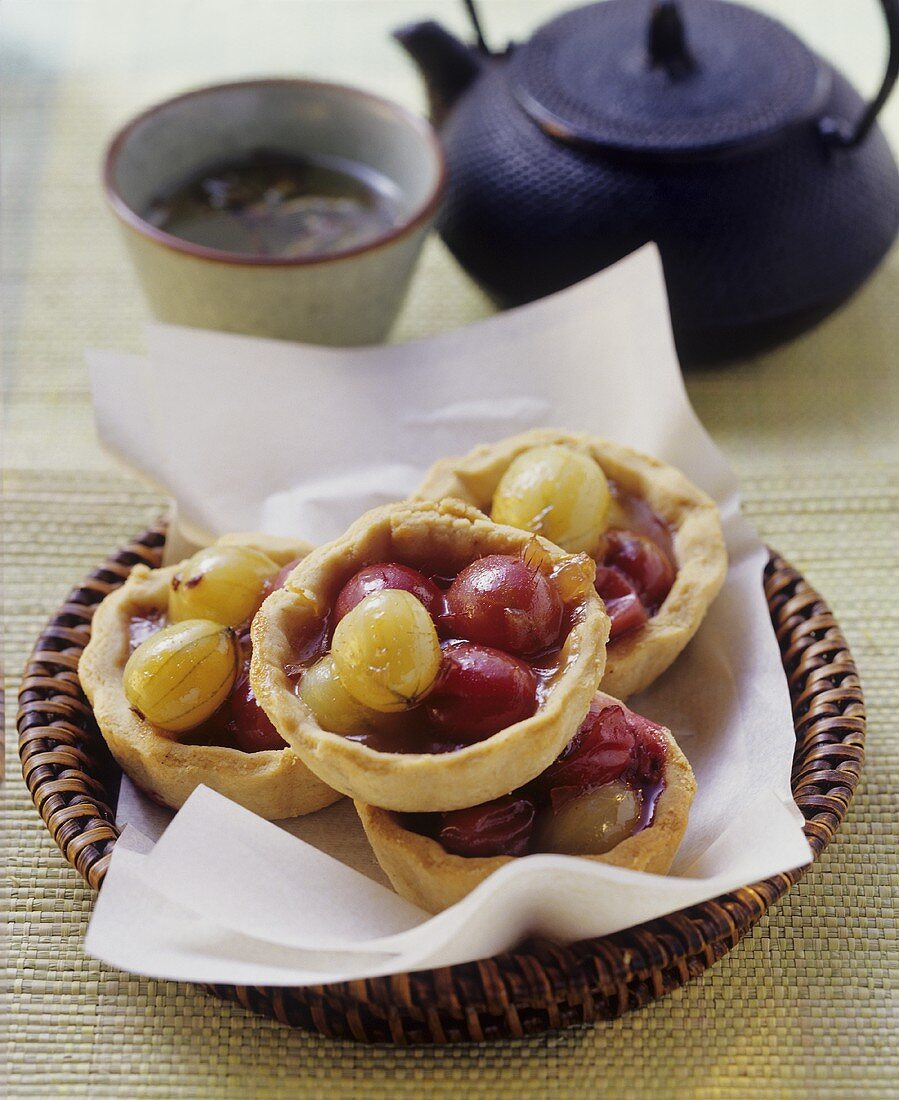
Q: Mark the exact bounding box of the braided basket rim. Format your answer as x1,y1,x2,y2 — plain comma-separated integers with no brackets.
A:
17,525,865,1043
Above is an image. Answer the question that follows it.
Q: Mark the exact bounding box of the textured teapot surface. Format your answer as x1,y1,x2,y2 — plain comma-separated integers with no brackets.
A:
505,0,830,157
396,0,899,363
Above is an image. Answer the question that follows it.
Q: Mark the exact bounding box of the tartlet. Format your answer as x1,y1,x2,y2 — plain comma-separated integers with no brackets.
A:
250,498,611,812
80,534,341,819
356,692,696,913
414,429,727,699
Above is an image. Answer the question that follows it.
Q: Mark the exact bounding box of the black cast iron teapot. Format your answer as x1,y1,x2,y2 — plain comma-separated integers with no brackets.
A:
396,0,899,363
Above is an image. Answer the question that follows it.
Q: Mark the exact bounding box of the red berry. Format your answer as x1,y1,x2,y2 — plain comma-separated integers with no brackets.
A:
443,554,563,656
533,698,668,807
594,565,649,639
333,562,444,624
535,700,636,803
229,672,287,752
532,695,664,809
438,795,536,858
426,641,538,742
598,531,675,612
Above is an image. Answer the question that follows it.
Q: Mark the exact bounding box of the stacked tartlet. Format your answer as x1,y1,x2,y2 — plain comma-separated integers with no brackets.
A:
414,430,728,700
356,692,697,912
80,533,340,818
250,498,610,812
82,433,725,912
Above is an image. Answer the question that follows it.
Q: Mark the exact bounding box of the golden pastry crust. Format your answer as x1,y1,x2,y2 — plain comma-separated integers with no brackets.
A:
250,498,610,813
413,429,727,699
356,693,696,913
80,534,342,819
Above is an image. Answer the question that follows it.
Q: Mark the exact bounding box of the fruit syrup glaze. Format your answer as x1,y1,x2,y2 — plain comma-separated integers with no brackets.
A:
126,558,301,753
402,698,669,859
286,550,595,757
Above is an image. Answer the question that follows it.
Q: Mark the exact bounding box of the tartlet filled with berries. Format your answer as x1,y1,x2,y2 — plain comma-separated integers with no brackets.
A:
250,499,611,812
357,691,696,913
80,534,341,818
414,429,727,700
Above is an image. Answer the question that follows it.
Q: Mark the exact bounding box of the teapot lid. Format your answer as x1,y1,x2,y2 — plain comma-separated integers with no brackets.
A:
510,0,831,156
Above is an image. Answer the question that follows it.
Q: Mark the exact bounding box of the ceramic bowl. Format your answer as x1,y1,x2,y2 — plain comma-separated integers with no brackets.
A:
103,79,445,345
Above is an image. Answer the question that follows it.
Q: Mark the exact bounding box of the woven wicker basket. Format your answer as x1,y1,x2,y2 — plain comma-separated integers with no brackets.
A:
17,525,865,1044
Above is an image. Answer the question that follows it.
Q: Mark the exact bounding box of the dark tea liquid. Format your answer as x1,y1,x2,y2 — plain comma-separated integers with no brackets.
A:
144,150,402,258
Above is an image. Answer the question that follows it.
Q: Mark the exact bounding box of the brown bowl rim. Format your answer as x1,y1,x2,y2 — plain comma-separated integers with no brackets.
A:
102,77,447,268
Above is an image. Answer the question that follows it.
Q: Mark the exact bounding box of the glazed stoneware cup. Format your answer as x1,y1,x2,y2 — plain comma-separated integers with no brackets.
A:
104,79,445,345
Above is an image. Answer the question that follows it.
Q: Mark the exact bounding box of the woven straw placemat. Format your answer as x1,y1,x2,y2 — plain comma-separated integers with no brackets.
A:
3,0,897,1096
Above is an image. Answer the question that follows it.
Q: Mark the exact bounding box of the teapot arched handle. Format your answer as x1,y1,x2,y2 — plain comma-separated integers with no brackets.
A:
462,0,490,53
819,0,899,148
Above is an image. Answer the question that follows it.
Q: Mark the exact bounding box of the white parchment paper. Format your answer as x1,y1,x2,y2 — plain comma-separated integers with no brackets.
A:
84,245,811,985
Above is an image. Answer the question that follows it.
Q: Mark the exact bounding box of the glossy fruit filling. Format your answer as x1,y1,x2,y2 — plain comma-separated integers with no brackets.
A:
124,551,303,752
488,445,677,643
402,697,668,858
589,482,677,640
290,550,595,755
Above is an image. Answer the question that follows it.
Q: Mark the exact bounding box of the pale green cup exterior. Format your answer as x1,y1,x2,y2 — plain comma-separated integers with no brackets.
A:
104,80,446,346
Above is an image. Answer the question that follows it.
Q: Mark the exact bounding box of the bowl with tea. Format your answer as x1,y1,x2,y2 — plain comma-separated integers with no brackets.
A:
103,79,445,345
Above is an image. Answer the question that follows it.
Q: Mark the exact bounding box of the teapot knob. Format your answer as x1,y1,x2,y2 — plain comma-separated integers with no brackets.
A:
648,1,697,80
